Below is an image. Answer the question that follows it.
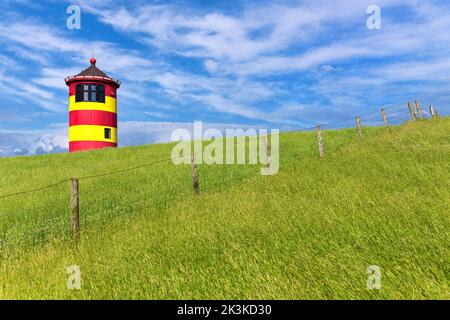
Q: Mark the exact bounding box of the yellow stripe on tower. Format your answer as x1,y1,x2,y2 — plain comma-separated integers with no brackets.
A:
69,96,117,113
69,125,117,143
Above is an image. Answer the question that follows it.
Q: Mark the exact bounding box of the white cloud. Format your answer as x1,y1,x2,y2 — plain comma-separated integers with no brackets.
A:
0,22,80,54
204,59,221,73
33,67,81,90
0,125,68,157
230,44,374,75
80,0,419,65
144,111,170,119
375,59,450,82
0,74,63,112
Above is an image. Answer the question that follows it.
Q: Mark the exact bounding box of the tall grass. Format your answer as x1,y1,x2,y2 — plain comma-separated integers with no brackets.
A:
0,118,448,299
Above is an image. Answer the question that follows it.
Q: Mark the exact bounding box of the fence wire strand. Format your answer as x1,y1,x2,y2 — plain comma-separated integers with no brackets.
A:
0,179,70,200
0,102,441,249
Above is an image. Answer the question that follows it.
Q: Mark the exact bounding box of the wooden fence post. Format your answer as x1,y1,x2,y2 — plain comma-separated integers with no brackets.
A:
415,100,423,119
316,125,324,160
191,154,200,194
429,105,435,118
381,108,388,129
356,116,363,143
70,178,80,241
408,101,417,120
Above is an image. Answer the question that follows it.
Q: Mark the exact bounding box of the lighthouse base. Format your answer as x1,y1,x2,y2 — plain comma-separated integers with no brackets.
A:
69,141,117,153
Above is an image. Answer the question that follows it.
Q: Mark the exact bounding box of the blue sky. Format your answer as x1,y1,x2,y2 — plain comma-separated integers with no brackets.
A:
0,0,449,156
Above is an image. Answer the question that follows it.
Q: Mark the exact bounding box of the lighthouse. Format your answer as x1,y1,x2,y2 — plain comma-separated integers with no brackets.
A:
65,58,121,152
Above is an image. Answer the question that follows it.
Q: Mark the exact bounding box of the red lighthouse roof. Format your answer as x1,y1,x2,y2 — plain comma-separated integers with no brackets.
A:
65,58,121,88
77,58,109,78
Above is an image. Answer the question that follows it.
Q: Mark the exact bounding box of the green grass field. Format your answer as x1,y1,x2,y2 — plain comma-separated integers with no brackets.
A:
0,118,448,299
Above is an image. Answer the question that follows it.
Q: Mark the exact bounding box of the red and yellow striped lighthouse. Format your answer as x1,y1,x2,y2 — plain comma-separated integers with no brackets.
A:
65,58,121,152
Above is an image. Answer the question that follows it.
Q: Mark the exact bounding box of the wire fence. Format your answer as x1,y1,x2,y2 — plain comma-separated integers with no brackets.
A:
0,101,441,252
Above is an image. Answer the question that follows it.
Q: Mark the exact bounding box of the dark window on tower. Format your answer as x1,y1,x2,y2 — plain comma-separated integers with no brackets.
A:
104,128,111,140
75,84,84,102
97,85,105,103
75,84,106,103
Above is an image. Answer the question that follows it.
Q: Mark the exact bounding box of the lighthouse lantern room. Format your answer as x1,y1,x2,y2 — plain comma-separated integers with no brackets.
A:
65,58,121,152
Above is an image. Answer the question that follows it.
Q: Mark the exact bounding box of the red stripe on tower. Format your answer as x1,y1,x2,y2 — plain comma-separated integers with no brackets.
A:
69,110,117,127
69,141,117,152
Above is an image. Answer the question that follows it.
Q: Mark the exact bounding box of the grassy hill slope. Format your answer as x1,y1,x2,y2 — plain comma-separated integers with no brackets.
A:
0,118,449,299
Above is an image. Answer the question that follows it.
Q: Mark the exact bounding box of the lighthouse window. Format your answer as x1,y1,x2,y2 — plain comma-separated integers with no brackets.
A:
75,84,106,103
97,85,105,103
91,86,96,101
84,84,89,101
104,128,111,140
